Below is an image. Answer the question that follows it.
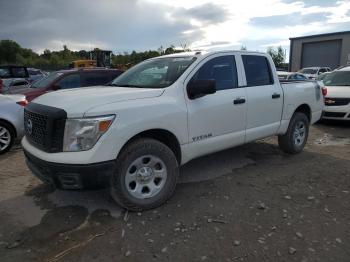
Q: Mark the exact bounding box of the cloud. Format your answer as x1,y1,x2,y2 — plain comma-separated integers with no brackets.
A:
184,3,230,25
0,0,222,52
0,0,349,54
282,0,336,8
250,12,332,28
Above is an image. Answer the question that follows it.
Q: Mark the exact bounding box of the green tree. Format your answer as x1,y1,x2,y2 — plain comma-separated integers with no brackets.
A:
267,46,285,68
0,40,21,64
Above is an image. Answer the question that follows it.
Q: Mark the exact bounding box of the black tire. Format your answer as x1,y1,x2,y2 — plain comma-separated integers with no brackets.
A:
278,112,309,154
110,138,179,211
0,120,15,155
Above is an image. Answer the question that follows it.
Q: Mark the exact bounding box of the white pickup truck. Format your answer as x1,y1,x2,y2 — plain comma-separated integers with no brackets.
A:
22,50,324,210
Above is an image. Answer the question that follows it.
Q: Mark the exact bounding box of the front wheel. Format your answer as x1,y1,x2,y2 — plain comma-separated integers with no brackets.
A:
278,112,309,154
110,138,179,211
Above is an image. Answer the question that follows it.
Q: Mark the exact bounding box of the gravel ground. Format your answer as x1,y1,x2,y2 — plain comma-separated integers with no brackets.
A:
0,121,349,262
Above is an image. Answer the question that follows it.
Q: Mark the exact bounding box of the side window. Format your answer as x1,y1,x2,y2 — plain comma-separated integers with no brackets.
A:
12,80,28,86
57,74,81,89
191,55,238,91
319,68,327,74
0,68,11,77
11,67,27,78
82,72,110,86
242,55,274,86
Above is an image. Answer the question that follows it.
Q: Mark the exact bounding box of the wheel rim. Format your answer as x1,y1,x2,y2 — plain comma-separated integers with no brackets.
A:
0,126,11,152
293,121,306,146
125,155,167,199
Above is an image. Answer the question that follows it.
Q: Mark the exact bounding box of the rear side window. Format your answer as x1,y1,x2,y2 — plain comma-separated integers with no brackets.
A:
11,67,27,78
12,80,28,86
82,72,111,86
191,55,238,91
242,55,274,86
57,74,81,89
0,68,10,77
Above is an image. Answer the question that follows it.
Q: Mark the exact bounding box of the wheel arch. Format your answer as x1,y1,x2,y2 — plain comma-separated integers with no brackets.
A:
0,118,17,138
294,104,311,122
118,128,182,164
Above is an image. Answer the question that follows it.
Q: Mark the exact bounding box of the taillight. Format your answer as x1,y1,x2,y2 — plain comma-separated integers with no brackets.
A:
16,99,28,107
322,87,327,96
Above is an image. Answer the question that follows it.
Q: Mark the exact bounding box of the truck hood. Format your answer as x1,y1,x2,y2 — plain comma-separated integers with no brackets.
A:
325,85,350,98
32,86,164,117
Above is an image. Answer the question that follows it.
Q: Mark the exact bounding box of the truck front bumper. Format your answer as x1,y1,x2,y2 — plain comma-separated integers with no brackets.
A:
24,149,115,189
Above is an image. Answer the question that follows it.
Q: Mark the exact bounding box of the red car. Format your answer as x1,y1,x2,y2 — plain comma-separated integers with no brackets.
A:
13,68,123,101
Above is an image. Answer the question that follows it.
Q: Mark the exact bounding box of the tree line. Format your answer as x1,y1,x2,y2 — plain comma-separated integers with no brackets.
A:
0,40,191,70
0,39,286,71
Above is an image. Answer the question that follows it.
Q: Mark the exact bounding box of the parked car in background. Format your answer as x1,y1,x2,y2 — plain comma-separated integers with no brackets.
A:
0,78,30,94
12,68,123,101
22,50,324,210
27,68,47,83
298,67,331,79
277,71,308,81
0,65,29,79
322,66,350,121
0,65,29,94
0,94,28,154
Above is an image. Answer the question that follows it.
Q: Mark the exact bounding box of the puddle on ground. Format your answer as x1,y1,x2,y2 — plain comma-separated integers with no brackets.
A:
0,196,47,227
48,189,121,218
314,133,350,146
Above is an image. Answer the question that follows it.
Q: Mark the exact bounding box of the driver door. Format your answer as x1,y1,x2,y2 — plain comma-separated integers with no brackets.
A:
184,54,247,158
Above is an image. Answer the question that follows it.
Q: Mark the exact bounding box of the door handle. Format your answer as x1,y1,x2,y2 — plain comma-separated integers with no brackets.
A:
233,97,246,105
272,93,281,99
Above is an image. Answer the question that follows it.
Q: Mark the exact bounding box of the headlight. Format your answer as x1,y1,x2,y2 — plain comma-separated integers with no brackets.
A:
63,115,115,152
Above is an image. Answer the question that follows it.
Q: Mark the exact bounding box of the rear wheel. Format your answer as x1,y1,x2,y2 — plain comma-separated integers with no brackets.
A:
110,138,179,211
0,121,15,155
278,112,309,154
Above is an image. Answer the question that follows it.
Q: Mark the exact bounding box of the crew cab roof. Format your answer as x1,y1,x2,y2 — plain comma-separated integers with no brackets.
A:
157,49,268,59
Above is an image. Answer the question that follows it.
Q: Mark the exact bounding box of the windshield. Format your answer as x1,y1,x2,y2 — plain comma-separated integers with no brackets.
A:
323,71,350,86
299,68,317,74
111,56,197,88
28,69,42,75
31,72,63,88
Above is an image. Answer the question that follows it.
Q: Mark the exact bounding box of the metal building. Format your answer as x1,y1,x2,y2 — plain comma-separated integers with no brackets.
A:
289,31,350,72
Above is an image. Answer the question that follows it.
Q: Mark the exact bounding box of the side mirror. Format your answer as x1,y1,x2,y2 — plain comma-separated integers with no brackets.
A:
187,79,216,100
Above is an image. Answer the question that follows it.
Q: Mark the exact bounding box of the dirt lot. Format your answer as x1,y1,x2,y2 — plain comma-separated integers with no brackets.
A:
0,121,349,262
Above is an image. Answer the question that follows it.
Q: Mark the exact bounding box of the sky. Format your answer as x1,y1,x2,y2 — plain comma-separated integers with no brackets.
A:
0,0,350,56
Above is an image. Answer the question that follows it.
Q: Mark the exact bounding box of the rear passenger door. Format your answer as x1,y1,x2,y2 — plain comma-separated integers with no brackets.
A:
241,54,283,142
